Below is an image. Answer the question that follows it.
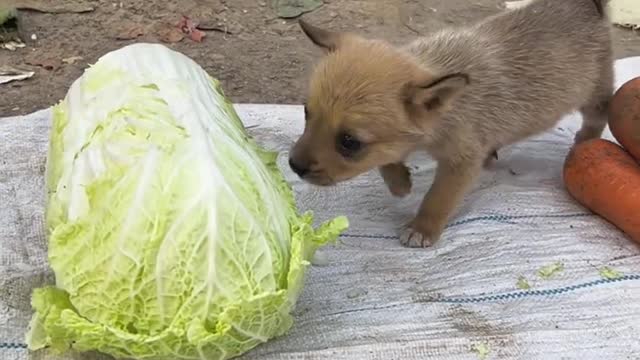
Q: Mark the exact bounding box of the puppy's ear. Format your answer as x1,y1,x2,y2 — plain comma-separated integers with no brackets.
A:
405,73,470,111
299,19,346,53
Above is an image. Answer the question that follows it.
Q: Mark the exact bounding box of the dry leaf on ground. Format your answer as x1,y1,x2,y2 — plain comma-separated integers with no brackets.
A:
196,21,233,34
273,0,322,18
14,0,95,14
178,16,205,42
116,23,145,40
62,56,83,65
25,53,61,70
157,25,184,43
0,65,34,84
1,40,25,51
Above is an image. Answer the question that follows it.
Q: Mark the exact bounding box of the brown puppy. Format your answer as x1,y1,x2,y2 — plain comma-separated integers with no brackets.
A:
289,0,613,247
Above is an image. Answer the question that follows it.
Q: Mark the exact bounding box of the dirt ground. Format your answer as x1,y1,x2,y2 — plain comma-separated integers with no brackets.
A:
2,0,640,117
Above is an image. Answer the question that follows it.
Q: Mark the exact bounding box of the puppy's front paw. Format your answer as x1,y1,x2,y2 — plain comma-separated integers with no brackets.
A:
399,221,442,248
380,163,412,197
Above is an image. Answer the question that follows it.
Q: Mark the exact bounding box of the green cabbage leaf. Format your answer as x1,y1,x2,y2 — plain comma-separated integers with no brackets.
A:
26,43,348,360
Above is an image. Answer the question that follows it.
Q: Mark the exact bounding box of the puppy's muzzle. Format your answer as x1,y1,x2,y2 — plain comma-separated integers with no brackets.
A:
288,157,310,177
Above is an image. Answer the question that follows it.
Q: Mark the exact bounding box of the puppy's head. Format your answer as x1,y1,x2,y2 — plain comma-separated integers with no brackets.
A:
289,20,469,186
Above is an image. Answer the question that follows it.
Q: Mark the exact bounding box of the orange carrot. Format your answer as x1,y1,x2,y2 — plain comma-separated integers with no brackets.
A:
609,77,640,161
563,138,640,244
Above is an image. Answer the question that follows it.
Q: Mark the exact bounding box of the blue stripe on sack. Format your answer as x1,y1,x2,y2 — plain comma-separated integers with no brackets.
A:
0,342,26,349
340,212,592,239
431,274,640,304
1,212,631,352
2,276,639,352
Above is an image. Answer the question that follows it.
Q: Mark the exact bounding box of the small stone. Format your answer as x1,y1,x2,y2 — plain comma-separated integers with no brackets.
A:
346,288,368,299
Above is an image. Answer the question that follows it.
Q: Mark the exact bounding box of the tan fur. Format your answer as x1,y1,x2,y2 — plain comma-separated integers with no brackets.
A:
290,0,613,247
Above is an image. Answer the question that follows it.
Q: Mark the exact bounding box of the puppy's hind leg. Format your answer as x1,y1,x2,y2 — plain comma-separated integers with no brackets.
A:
380,163,412,197
576,98,609,144
575,65,614,144
483,149,499,169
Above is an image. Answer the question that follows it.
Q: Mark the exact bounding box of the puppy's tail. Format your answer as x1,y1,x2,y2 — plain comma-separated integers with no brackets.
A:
591,0,609,17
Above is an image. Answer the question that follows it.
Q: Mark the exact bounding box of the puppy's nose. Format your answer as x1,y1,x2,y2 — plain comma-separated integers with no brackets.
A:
288,157,309,177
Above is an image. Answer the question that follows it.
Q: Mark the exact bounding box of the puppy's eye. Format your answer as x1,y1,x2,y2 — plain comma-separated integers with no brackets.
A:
336,133,362,157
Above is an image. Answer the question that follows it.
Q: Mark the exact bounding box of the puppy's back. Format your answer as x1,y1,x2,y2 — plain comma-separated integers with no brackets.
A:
481,0,611,67
407,0,613,147
479,0,611,101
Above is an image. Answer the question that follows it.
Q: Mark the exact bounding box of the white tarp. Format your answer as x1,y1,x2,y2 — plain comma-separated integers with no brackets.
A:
2,57,640,360
609,0,640,30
